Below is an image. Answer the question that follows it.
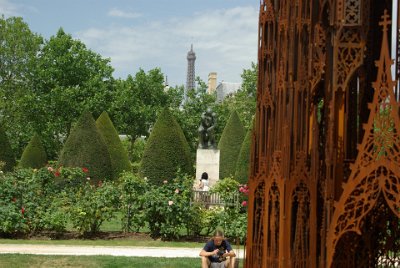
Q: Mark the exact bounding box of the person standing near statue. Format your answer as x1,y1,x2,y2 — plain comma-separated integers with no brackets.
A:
198,107,217,149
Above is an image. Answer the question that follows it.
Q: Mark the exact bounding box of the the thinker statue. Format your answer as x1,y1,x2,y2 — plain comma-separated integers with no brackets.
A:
198,107,217,149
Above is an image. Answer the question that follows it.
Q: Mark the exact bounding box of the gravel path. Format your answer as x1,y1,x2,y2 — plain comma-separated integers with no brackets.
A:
0,244,202,258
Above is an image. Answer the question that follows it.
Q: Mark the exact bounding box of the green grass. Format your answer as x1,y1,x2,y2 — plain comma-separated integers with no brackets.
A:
0,238,205,248
0,254,200,268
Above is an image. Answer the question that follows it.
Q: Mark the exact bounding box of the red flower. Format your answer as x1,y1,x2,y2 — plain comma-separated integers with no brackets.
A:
82,167,89,173
21,207,25,214
54,171,61,177
241,201,247,207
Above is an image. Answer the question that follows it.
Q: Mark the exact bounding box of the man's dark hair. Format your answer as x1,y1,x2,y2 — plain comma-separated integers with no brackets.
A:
201,172,208,180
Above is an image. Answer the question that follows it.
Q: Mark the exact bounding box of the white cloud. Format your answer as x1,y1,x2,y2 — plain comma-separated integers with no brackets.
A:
0,0,21,17
77,6,258,86
108,8,141,19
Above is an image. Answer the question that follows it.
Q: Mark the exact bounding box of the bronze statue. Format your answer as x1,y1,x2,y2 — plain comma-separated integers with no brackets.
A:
198,108,217,149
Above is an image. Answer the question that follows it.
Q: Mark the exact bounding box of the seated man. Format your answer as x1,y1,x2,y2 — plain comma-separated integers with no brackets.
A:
199,229,236,268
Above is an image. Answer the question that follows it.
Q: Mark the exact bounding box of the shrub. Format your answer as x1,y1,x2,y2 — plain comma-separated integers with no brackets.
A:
143,172,196,240
218,110,245,179
139,108,193,185
0,124,15,171
234,127,252,184
118,172,148,232
19,133,48,169
58,111,112,182
66,180,119,236
96,111,131,178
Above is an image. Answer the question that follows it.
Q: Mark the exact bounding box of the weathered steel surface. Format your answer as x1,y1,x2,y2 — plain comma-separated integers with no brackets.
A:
246,1,400,267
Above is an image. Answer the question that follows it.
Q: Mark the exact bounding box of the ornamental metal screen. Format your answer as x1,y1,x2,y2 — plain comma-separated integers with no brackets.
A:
246,1,400,267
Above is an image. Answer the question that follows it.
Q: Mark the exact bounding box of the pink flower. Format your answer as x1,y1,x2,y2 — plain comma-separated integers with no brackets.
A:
11,197,16,203
163,180,168,184
241,201,247,207
82,167,89,173
47,166,54,172
98,180,103,187
175,189,180,194
168,200,174,206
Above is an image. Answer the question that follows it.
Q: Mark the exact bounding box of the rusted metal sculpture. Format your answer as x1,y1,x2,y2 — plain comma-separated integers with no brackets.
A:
246,1,400,267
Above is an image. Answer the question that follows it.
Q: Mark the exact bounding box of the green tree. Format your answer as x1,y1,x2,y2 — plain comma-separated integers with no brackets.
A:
58,111,112,181
111,68,169,141
234,126,252,184
0,124,16,171
215,63,257,131
169,77,219,154
139,108,193,185
19,133,48,169
18,28,115,158
96,111,131,178
218,110,245,179
0,16,43,157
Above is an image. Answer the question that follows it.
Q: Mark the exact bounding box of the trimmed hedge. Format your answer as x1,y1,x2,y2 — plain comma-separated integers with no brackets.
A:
0,124,15,171
139,108,193,185
218,110,245,179
96,111,131,178
58,111,112,181
234,127,252,184
19,133,48,169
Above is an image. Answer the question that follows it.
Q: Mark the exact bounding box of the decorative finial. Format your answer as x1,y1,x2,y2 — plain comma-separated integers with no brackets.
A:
379,9,391,32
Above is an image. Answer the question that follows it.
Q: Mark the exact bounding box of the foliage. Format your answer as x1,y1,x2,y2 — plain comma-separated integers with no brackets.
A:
209,178,248,242
0,168,67,236
118,172,148,232
142,172,197,240
96,111,131,178
215,63,257,131
6,27,115,158
0,16,43,158
110,68,169,141
218,110,246,179
19,133,48,169
58,111,112,182
66,180,120,236
129,137,146,173
0,124,16,171
139,108,193,185
234,126,252,184
170,78,219,153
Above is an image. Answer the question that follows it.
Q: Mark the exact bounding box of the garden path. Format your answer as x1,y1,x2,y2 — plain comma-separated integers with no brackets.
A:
0,244,201,258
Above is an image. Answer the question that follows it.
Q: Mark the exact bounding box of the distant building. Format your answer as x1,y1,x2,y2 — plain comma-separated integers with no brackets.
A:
216,82,241,102
185,44,196,103
208,72,217,94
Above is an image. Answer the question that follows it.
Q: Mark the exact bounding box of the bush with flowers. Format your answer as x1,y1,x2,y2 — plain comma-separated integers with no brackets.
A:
207,177,249,243
65,178,120,236
118,172,148,232
143,171,199,240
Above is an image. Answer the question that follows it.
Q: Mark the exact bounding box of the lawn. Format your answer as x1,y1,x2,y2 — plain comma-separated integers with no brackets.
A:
0,254,200,268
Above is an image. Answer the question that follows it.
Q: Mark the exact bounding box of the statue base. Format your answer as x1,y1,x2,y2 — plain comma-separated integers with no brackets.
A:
195,148,220,188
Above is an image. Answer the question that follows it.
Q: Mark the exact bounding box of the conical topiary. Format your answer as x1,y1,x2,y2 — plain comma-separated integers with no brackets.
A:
218,110,245,179
19,133,48,169
58,111,112,181
139,108,193,185
234,127,252,184
96,111,131,178
0,124,15,171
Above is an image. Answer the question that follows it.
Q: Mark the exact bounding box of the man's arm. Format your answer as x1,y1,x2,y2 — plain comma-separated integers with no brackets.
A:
199,248,219,257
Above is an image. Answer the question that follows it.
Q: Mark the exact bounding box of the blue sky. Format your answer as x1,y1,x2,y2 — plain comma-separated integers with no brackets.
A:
1,0,259,87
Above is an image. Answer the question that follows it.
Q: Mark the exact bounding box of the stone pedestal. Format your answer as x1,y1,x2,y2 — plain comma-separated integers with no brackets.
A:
195,149,220,188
